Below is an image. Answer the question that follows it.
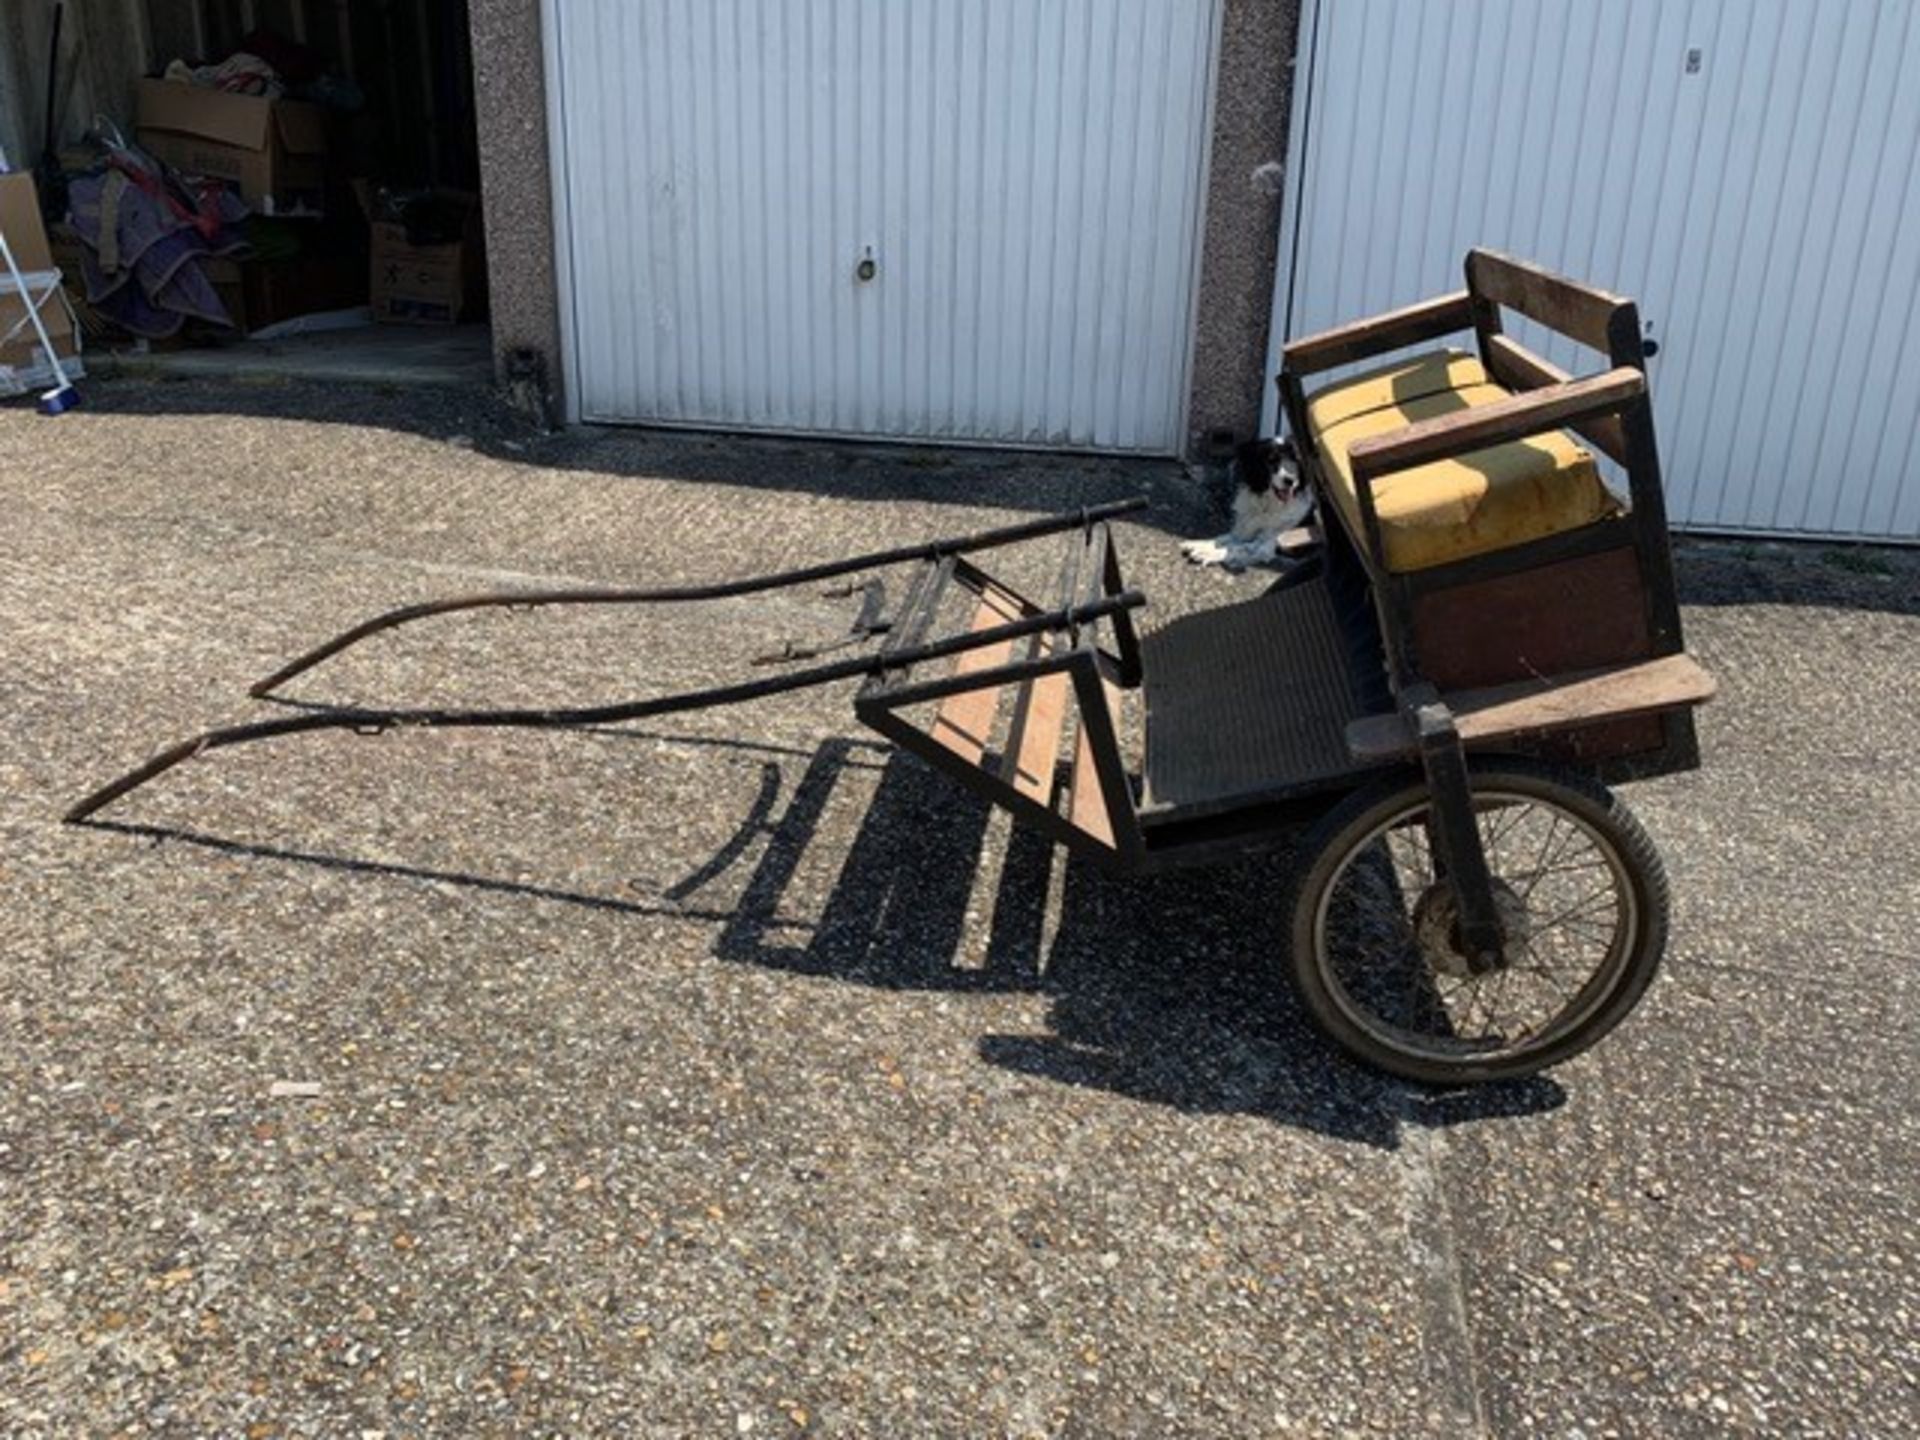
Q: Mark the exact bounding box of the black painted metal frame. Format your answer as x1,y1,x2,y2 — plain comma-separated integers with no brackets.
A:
65,503,1152,825
854,520,1151,872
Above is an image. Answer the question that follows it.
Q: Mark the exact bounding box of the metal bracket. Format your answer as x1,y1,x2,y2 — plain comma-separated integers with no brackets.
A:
1406,683,1506,971
753,579,893,665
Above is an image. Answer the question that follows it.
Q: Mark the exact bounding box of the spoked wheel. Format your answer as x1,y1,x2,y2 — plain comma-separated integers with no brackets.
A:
1285,759,1669,1085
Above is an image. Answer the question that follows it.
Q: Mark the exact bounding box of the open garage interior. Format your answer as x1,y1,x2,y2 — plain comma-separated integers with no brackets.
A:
0,0,491,389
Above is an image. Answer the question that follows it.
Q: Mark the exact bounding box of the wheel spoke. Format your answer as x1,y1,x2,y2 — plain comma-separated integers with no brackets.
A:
1531,856,1612,885
1519,814,1579,899
1529,883,1621,936
1311,779,1646,1070
1481,797,1530,858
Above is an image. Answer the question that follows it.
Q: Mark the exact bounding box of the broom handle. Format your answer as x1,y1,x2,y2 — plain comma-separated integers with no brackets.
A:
43,4,65,169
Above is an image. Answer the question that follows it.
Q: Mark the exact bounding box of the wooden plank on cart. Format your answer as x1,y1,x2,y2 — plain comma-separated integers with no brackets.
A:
930,585,1025,765
1005,667,1071,803
1346,653,1717,760
1068,670,1123,847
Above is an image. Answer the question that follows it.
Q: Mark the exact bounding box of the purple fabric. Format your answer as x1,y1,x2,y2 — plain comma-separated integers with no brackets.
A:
68,172,249,338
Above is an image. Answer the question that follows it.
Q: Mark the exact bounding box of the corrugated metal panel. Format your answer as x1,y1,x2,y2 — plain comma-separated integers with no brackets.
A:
547,0,1221,453
1268,0,1920,541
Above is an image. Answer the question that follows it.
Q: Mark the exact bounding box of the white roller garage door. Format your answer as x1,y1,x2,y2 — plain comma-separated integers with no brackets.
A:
1268,0,1920,541
545,0,1222,453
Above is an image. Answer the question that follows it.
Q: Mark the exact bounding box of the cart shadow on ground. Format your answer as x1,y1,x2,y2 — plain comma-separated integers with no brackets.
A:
706,739,1566,1151
78,727,1566,1152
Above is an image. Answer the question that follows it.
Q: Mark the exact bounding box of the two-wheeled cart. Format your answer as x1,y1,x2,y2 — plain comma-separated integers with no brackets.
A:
71,250,1714,1085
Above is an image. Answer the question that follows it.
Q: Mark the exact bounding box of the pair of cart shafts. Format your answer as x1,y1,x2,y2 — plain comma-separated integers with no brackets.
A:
70,252,1716,1086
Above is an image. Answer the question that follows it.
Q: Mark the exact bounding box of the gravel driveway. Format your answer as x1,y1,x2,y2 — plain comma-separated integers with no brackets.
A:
3,377,1916,1437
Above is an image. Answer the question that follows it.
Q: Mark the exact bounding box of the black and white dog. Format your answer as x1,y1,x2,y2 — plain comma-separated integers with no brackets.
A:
1180,437,1313,571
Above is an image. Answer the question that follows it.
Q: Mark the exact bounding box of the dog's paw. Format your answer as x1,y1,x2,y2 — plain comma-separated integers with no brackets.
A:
1181,536,1235,566
1191,535,1279,573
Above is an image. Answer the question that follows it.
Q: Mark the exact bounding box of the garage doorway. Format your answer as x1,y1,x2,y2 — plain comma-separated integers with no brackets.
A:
8,1,492,389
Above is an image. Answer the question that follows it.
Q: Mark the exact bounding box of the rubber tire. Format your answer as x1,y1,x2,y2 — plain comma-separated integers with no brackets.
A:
1284,758,1670,1086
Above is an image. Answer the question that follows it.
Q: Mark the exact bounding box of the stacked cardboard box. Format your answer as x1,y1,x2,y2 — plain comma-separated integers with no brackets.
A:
135,78,329,217
0,173,84,392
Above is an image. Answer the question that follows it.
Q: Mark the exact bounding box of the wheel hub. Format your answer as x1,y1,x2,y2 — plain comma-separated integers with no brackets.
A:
1412,878,1532,977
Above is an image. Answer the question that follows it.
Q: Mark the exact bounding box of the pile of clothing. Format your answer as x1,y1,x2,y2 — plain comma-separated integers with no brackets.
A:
161,51,283,99
61,28,364,339
161,30,363,111
65,134,248,339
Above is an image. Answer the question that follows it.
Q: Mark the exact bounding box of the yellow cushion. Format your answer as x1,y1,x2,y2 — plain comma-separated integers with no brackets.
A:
1305,353,1621,573
1305,348,1490,431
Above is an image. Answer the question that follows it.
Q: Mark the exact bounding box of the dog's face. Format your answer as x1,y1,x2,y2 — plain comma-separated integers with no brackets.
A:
1233,438,1301,500
1185,436,1312,568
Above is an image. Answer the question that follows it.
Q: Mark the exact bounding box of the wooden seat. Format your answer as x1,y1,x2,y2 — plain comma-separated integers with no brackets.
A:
1276,249,1698,780
1304,348,1622,573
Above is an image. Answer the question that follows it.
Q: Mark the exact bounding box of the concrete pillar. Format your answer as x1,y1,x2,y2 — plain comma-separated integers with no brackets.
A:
1184,0,1303,458
467,0,563,414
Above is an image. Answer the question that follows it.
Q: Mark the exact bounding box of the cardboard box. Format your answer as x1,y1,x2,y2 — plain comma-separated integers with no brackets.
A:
136,78,328,216
0,173,83,390
368,192,484,325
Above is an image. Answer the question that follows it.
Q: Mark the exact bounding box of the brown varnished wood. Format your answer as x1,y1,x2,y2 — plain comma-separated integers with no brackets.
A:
1281,290,1473,374
930,586,1023,765
1347,367,1645,479
1346,653,1716,760
1484,334,1631,465
1005,668,1071,803
1068,670,1123,847
1412,544,1652,692
1466,248,1631,355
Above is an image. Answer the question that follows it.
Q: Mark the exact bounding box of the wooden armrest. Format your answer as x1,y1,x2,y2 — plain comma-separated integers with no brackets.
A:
1347,367,1645,480
1484,334,1630,466
1281,291,1473,375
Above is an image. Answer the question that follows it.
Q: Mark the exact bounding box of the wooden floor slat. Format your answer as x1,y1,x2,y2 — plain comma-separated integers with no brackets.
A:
1005,668,1070,803
929,586,1024,765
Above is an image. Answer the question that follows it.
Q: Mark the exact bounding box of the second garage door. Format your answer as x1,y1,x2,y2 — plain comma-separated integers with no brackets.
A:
1266,0,1920,541
547,0,1222,453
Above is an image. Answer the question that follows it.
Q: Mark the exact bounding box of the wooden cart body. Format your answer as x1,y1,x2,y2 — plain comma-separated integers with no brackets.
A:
864,251,1714,902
